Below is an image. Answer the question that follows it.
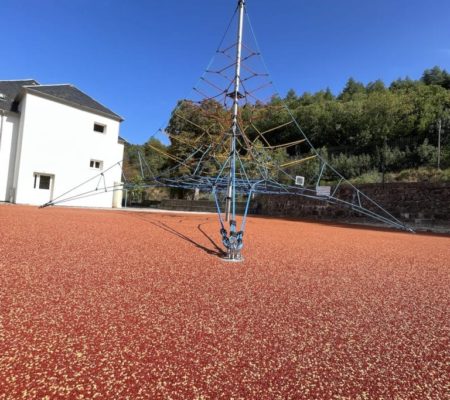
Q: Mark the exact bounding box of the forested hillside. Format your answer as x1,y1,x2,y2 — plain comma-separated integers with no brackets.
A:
125,66,450,184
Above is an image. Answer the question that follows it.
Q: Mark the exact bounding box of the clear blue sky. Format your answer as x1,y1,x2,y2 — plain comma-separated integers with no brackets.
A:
3,0,449,144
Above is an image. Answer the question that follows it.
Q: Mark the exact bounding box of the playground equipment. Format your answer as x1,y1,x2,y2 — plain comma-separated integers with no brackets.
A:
42,1,413,261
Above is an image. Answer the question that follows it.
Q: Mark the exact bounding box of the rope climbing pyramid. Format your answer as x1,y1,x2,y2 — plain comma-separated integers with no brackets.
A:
42,0,413,261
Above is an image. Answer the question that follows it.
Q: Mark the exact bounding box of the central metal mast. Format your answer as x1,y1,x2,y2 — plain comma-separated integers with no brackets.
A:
228,0,245,221
223,0,245,260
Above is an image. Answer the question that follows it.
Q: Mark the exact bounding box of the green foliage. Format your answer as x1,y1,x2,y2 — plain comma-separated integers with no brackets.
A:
417,139,438,166
383,146,411,170
366,80,386,93
349,170,382,184
165,99,230,177
284,153,319,183
330,153,372,178
247,140,290,181
144,137,168,172
421,66,450,89
338,78,366,101
123,138,168,180
388,167,450,183
126,66,450,185
441,145,450,168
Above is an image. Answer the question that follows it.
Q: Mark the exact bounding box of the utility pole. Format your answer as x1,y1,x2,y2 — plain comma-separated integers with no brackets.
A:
437,118,442,170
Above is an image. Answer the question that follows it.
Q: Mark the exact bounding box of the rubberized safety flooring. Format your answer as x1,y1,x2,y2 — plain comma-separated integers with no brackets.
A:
0,205,449,399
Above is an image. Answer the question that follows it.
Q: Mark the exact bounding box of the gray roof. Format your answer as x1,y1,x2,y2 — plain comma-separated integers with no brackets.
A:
0,80,39,112
0,80,122,121
25,84,122,121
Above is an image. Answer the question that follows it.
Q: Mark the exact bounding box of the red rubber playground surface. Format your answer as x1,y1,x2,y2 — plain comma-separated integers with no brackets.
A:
0,205,449,399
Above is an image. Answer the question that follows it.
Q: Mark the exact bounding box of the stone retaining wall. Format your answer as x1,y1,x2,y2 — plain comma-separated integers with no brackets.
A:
254,182,450,227
141,199,254,214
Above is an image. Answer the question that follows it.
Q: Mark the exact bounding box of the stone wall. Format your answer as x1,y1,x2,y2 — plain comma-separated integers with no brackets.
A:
254,182,450,228
141,198,255,214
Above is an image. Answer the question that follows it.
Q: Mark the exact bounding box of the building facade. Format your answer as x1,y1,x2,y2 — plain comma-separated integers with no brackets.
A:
0,80,124,208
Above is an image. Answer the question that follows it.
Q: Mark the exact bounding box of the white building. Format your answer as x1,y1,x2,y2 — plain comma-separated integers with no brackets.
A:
0,79,124,208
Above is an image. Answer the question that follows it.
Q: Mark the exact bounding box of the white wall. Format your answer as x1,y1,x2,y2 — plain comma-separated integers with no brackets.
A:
0,112,20,202
13,92,124,207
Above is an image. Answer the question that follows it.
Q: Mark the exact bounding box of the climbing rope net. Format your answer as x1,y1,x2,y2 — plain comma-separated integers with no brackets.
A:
42,1,413,261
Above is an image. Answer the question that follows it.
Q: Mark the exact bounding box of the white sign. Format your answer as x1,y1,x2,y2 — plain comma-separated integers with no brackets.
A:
316,186,331,197
295,176,305,186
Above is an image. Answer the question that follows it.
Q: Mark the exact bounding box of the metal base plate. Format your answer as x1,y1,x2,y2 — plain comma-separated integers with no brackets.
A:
221,255,244,263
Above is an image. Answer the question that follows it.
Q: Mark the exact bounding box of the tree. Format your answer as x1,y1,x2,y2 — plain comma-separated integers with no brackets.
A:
421,66,450,89
143,137,168,174
154,65,450,186
165,99,230,176
389,76,419,92
366,80,386,93
338,78,366,101
285,89,298,105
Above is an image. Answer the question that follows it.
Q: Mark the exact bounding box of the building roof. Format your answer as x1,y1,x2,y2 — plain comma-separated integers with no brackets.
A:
0,80,122,121
0,80,39,112
25,84,123,121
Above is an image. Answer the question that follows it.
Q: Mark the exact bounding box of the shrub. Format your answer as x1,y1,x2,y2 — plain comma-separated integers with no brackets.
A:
417,139,438,166
330,153,372,178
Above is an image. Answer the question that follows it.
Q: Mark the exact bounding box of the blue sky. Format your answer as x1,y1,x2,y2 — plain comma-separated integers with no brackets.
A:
3,0,449,144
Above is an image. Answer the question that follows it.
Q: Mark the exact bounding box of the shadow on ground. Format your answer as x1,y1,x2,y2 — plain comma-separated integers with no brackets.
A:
122,212,225,257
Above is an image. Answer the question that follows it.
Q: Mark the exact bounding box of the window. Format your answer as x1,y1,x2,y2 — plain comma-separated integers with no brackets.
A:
90,159,103,170
39,175,51,189
33,174,52,190
93,123,106,133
